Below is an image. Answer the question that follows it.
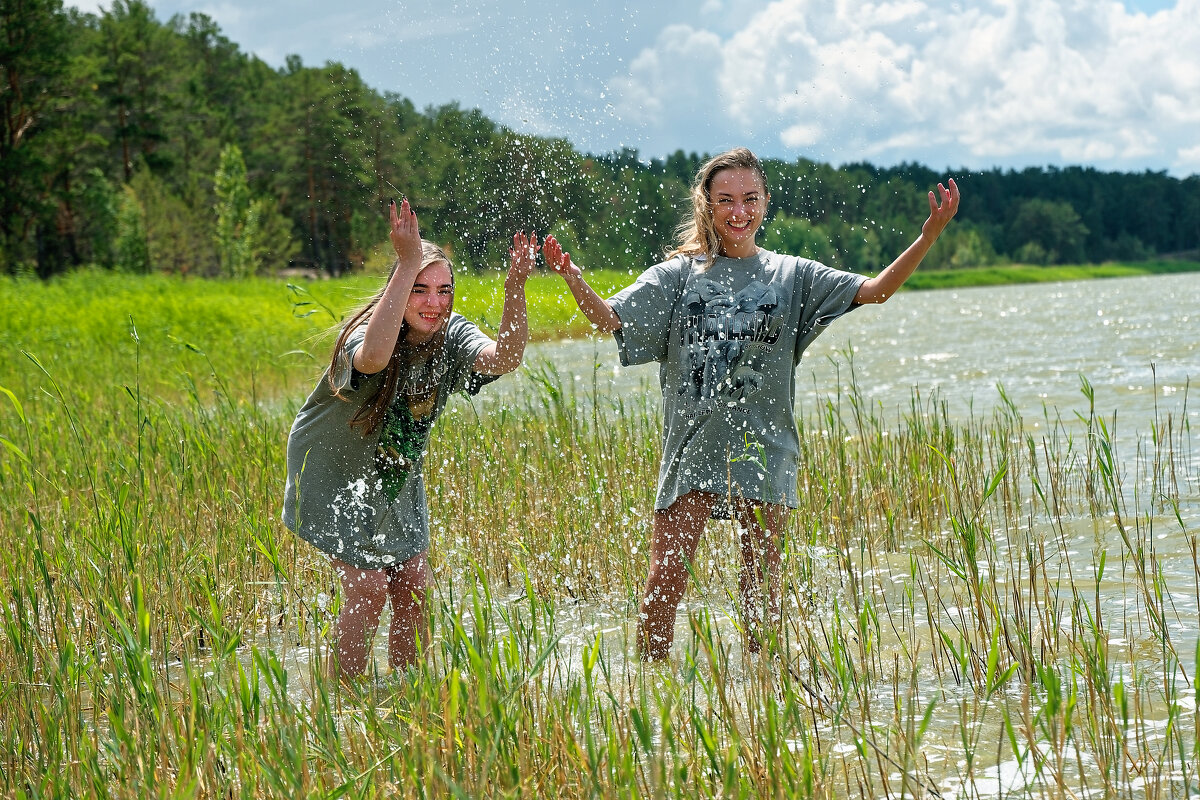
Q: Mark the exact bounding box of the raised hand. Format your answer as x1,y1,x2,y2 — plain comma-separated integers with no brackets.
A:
921,178,960,241
543,234,581,279
508,231,540,283
389,198,423,269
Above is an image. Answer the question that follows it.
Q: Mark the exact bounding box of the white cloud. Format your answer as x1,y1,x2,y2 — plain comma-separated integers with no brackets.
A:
608,0,1200,173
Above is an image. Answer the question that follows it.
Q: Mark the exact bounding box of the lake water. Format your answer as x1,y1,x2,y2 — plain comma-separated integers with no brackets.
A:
284,273,1200,796
518,272,1198,429
484,272,1200,795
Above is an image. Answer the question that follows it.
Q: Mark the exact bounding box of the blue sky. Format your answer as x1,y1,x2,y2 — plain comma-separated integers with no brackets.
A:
69,0,1199,176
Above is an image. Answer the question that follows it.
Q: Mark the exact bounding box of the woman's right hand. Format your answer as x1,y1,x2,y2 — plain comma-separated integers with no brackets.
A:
543,235,581,279
389,198,423,269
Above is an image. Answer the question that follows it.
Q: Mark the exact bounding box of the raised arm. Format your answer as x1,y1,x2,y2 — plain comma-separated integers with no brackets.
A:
543,235,622,333
854,178,960,305
354,199,424,374
473,232,539,375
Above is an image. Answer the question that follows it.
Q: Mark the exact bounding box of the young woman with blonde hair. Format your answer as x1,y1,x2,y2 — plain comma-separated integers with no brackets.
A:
546,147,959,660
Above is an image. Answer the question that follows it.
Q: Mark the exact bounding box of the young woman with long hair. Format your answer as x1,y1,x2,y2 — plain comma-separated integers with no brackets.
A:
545,147,959,660
284,198,543,678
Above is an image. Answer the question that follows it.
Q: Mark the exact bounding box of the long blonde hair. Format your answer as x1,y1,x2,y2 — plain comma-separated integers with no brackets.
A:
667,147,770,264
328,241,455,435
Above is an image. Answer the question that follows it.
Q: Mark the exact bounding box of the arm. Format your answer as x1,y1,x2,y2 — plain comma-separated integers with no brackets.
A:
354,198,424,374
473,232,539,375
855,178,960,304
543,235,622,333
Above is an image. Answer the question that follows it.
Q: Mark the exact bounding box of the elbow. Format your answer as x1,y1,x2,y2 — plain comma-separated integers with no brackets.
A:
492,358,521,375
856,280,893,305
354,351,388,375
492,347,526,375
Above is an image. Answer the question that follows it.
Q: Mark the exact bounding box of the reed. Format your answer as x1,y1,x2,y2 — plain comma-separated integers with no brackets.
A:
1,273,1197,797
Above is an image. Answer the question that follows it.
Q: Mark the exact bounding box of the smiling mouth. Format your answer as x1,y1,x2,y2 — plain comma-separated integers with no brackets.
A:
727,219,751,231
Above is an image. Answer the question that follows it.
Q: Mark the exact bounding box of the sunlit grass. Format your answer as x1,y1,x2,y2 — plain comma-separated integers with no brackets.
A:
1,272,1198,797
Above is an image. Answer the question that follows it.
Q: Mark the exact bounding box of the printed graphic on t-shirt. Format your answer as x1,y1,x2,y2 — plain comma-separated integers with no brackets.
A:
679,277,783,413
374,399,434,503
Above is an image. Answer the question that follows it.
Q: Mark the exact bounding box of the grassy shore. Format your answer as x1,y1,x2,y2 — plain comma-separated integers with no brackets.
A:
1,269,1197,797
901,258,1200,291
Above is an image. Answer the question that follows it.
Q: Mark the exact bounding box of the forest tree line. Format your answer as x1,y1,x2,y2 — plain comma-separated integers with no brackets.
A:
4,0,1199,279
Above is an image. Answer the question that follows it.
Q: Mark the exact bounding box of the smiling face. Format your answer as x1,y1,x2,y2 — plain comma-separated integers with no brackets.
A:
709,167,769,259
403,260,454,343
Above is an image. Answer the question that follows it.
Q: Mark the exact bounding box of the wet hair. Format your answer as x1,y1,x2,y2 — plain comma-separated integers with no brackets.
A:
667,147,770,266
328,240,455,436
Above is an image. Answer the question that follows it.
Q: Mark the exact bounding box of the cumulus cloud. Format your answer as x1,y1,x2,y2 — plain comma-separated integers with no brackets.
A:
608,0,1200,173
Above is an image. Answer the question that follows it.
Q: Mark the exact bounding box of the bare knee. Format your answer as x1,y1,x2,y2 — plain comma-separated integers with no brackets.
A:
387,551,430,612
336,561,389,617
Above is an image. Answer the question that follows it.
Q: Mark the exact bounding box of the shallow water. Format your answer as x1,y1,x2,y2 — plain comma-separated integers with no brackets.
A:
518,272,1199,428
288,274,1200,796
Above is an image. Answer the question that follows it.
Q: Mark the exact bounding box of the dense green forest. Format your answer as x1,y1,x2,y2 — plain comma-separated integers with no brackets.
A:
4,0,1199,278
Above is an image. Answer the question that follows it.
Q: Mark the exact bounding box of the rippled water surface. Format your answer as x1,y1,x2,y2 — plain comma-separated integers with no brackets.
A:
282,274,1200,797
522,272,1198,427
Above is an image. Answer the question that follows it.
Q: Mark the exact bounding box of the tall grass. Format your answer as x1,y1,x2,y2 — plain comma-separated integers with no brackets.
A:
1,272,1197,797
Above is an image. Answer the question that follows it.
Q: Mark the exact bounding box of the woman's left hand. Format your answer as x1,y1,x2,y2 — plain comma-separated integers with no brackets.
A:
543,235,582,279
921,178,960,241
508,232,540,283
389,198,423,270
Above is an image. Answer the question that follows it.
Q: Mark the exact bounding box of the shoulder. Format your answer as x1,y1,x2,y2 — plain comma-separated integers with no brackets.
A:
442,312,487,346
647,254,692,278
768,251,852,281
761,249,811,271
335,321,370,362
446,312,502,357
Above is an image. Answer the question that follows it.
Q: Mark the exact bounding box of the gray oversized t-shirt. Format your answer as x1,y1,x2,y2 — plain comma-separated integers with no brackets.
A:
282,313,495,569
608,250,866,514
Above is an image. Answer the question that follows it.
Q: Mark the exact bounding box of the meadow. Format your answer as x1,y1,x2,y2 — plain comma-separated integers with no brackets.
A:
1,269,1198,798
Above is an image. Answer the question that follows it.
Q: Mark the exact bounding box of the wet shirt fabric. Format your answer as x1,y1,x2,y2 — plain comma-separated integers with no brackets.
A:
608,250,866,515
282,313,496,569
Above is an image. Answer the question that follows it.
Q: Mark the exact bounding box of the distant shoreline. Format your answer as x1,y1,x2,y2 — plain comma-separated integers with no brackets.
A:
900,259,1200,291
5,260,1196,348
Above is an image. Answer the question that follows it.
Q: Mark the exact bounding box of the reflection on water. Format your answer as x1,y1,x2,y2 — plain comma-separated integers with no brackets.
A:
518,273,1198,427
254,275,1199,797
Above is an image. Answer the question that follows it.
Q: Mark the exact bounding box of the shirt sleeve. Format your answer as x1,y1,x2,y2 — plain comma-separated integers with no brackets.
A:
330,324,370,393
443,314,502,396
794,259,868,362
607,257,688,366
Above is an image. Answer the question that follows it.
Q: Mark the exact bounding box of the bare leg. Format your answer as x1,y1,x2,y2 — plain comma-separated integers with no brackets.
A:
637,490,714,661
734,501,787,654
385,550,432,671
331,559,389,679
